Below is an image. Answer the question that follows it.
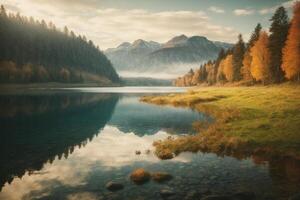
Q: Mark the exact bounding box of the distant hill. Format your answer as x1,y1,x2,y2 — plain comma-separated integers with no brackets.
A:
0,6,119,85
105,35,233,78
121,77,172,86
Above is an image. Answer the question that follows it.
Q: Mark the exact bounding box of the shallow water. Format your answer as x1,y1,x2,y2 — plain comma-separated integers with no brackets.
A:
0,87,299,200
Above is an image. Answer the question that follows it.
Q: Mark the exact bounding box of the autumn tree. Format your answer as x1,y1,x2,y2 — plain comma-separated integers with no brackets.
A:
269,6,289,83
206,61,215,85
223,54,234,82
217,58,227,83
232,34,245,81
250,31,271,84
241,51,253,81
213,49,226,83
282,2,300,81
240,24,262,82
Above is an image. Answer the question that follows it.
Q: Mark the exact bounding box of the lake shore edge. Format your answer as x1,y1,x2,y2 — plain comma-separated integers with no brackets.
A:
140,84,300,161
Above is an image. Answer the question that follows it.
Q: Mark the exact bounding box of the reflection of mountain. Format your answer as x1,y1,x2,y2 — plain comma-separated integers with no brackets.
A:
108,96,209,135
0,93,118,190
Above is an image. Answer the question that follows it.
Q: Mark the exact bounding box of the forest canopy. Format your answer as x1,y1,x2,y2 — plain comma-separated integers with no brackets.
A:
174,2,300,86
0,5,119,84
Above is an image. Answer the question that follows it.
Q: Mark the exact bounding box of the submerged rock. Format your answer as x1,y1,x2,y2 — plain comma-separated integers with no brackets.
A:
105,181,124,191
151,172,173,183
160,188,175,199
130,168,151,184
135,150,141,155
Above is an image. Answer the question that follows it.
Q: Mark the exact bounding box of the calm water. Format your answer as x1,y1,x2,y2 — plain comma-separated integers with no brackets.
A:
0,87,299,200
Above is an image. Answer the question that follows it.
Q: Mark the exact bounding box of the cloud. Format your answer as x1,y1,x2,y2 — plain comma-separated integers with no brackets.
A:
2,0,239,49
233,9,255,16
208,6,225,13
259,0,297,15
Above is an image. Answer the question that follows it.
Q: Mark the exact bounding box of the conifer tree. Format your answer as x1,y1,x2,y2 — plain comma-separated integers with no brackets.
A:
232,34,245,81
269,6,289,83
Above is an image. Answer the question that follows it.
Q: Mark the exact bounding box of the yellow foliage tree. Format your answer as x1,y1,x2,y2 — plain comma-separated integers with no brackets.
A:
217,58,226,82
282,2,300,81
241,51,253,81
223,55,234,82
250,31,271,84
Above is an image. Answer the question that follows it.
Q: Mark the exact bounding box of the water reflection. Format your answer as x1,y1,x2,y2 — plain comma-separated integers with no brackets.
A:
0,92,119,190
0,88,300,200
108,95,208,135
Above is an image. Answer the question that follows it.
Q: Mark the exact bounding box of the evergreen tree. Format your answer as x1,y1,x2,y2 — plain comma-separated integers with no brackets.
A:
248,24,262,49
0,5,119,83
269,6,289,83
232,34,245,81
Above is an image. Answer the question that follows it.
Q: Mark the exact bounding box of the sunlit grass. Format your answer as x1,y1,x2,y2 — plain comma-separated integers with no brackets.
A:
141,83,300,159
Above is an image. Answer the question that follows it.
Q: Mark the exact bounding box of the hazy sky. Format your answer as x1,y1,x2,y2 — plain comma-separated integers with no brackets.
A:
2,0,297,49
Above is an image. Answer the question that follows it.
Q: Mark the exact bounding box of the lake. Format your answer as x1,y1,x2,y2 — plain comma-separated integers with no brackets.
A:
0,87,299,200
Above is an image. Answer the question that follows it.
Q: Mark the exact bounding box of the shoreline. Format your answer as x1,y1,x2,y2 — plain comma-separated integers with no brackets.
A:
140,84,300,161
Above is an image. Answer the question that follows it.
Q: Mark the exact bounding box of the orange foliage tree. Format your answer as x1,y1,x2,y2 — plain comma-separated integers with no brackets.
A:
241,51,253,81
250,31,271,84
223,55,234,82
282,2,300,81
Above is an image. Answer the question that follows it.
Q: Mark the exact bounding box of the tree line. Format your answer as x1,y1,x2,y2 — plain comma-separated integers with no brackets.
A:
174,3,300,86
0,5,119,83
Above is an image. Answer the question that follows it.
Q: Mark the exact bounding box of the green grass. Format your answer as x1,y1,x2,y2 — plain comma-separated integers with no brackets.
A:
141,84,300,159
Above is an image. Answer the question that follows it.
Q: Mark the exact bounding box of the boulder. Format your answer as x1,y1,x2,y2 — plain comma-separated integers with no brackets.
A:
160,188,175,199
130,168,151,184
105,181,124,191
151,172,173,183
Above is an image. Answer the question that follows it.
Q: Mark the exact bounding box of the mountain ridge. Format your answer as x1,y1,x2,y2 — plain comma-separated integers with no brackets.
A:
105,35,233,78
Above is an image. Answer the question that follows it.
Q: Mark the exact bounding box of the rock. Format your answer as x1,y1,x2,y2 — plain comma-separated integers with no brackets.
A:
160,188,175,199
289,193,300,200
157,149,174,160
105,181,124,191
130,168,151,184
135,150,141,155
232,192,255,200
201,195,232,200
151,172,173,183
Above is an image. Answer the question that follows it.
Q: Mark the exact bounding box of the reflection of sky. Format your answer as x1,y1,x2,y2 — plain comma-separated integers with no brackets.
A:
0,126,191,200
0,125,277,200
108,95,209,135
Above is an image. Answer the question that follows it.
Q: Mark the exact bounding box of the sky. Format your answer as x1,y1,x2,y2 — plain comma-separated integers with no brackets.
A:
1,0,298,50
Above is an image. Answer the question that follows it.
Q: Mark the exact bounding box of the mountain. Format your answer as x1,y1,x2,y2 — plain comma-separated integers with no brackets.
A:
0,6,119,85
105,35,233,78
105,39,161,71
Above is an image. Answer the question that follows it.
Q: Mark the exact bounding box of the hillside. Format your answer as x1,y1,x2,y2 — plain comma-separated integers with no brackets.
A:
0,6,119,85
105,35,233,78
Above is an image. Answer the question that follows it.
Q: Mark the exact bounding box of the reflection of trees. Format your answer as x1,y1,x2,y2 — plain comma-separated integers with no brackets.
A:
0,93,118,191
212,146,300,197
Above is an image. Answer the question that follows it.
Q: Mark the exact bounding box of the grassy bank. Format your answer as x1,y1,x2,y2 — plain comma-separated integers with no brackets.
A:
141,84,300,160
